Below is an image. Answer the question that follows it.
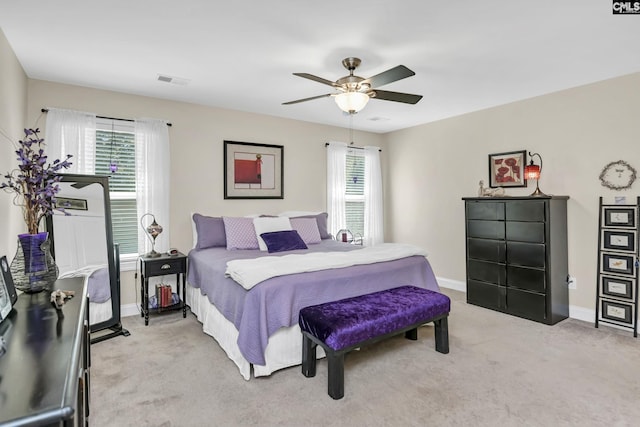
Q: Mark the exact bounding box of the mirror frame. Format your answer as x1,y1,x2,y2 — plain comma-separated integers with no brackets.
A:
46,173,129,343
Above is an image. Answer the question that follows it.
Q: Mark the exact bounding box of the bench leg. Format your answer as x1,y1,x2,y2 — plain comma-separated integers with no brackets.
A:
434,317,449,354
404,327,418,340
327,351,345,400
302,335,317,377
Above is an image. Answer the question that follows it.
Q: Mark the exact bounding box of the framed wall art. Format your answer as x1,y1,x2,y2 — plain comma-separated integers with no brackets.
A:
601,253,635,276
488,150,527,188
602,206,637,228
224,140,284,199
600,276,635,300
601,229,637,253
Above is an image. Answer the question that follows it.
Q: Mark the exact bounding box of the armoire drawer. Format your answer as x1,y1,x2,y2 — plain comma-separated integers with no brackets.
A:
505,221,545,243
467,220,505,240
468,238,506,263
467,259,506,285
505,201,546,222
507,241,545,268
506,288,546,322
466,202,505,220
467,280,504,311
507,265,546,293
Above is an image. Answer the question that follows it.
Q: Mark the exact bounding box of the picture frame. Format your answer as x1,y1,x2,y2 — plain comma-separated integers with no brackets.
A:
488,150,527,188
600,275,635,300
599,299,633,326
224,140,284,199
0,256,18,323
55,197,88,211
601,229,637,253
602,206,637,228
601,253,635,276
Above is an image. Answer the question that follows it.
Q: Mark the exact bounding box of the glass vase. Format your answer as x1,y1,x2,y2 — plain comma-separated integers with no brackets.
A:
10,232,59,293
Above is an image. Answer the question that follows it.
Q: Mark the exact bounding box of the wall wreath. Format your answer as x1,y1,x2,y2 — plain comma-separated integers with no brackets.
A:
599,160,637,191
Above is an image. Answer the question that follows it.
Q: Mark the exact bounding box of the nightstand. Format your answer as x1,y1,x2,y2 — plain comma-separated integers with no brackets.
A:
139,251,187,326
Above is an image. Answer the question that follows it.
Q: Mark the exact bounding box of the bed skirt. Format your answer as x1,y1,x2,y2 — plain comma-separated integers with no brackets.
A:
186,283,326,380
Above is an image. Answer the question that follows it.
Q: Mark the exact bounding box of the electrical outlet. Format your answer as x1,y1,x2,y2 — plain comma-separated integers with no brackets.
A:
568,276,577,290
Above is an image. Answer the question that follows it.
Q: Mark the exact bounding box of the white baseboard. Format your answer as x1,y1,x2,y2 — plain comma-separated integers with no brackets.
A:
437,276,596,324
437,277,466,292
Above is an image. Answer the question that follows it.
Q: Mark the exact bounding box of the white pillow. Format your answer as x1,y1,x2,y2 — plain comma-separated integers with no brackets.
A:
253,217,292,251
278,211,322,217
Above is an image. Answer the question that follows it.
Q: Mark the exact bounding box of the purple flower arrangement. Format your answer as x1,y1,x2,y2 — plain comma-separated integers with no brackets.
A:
1,128,72,235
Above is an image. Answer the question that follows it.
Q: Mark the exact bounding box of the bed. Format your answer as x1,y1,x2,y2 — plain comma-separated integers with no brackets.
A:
186,213,440,380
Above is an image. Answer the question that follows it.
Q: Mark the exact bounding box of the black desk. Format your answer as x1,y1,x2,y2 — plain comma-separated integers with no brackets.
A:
0,278,89,426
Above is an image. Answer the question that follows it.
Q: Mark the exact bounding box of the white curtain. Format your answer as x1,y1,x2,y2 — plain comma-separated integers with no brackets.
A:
135,118,171,255
327,141,348,237
45,108,96,174
364,146,384,245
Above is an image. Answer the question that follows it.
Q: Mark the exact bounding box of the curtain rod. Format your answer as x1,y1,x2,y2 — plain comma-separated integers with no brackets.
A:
325,142,382,152
41,108,172,127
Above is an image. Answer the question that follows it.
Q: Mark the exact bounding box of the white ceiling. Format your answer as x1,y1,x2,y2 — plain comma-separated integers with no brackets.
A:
1,1,639,133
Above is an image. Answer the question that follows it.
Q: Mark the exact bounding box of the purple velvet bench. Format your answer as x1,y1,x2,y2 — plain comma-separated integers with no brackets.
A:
299,285,450,399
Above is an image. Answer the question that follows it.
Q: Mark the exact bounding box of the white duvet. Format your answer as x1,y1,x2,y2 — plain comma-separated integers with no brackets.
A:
225,243,428,290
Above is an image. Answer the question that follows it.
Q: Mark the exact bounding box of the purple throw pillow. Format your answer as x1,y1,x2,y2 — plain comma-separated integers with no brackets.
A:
223,217,259,250
193,213,227,249
290,212,331,239
290,217,321,244
260,230,308,253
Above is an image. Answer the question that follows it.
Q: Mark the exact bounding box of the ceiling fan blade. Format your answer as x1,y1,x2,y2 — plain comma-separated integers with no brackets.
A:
362,65,415,88
371,90,423,104
282,93,332,105
293,73,339,87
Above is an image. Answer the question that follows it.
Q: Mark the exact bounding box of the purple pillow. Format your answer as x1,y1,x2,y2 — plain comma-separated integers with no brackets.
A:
260,230,308,253
223,217,259,250
193,214,227,249
290,212,331,239
290,217,321,244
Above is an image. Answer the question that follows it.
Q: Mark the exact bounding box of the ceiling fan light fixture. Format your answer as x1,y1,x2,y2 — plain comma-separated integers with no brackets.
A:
334,91,370,114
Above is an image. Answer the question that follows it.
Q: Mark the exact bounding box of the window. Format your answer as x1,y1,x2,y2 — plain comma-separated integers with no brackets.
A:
345,152,365,238
95,119,138,257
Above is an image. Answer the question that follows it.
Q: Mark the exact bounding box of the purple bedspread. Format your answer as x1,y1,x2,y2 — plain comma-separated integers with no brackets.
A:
188,240,440,365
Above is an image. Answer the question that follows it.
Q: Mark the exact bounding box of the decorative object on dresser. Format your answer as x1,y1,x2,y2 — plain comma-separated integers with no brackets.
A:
140,213,164,258
224,140,284,199
598,160,637,191
0,128,73,293
524,152,547,197
595,197,639,337
0,277,90,426
487,150,527,188
139,251,188,325
462,196,569,324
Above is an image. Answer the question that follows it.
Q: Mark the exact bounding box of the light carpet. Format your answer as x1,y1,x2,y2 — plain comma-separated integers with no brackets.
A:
90,289,640,426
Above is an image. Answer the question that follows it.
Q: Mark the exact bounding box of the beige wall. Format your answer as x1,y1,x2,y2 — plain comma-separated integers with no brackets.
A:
26,80,386,305
0,28,28,257
385,72,640,316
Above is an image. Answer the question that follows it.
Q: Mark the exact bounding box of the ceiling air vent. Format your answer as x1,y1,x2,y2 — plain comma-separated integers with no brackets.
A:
157,74,191,86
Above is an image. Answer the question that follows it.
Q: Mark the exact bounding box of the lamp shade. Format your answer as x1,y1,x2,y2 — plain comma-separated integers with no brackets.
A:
524,164,541,180
334,92,370,113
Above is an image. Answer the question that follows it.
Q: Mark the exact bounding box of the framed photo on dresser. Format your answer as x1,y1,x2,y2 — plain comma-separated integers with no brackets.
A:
0,256,18,323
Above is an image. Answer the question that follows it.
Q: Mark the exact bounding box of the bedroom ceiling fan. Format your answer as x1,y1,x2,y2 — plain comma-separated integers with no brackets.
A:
283,57,423,114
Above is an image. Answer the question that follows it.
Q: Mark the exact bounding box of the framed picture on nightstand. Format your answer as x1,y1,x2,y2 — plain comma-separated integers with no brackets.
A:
601,229,637,253
602,206,637,228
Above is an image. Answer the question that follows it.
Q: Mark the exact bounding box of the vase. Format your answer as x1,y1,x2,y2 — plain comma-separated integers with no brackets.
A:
10,232,59,293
